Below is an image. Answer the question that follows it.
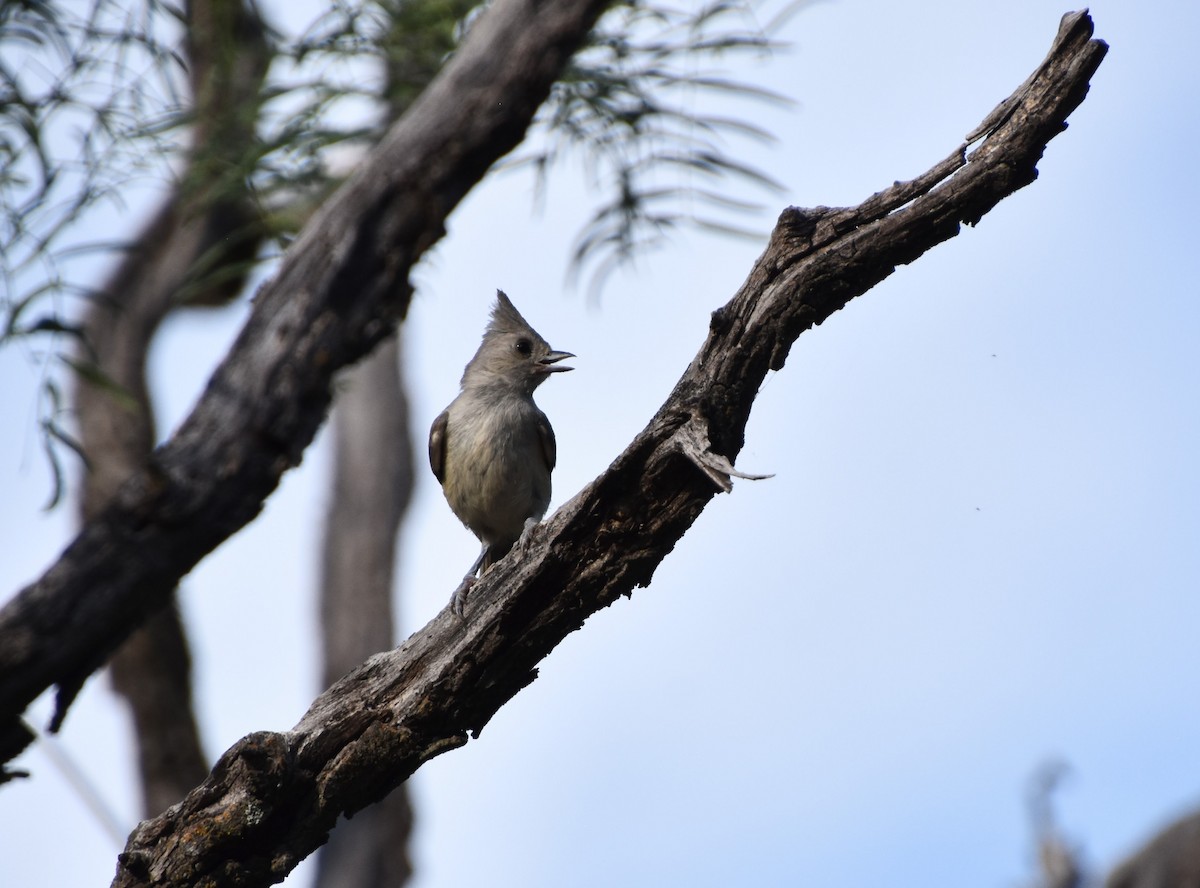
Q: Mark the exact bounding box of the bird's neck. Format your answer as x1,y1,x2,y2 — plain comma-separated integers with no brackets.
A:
462,376,536,401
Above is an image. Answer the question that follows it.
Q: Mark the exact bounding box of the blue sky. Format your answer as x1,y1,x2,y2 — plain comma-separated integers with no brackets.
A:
2,1,1198,886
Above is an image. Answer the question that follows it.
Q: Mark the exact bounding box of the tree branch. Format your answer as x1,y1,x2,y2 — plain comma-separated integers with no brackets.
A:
76,0,273,818
0,0,615,775
108,11,1106,888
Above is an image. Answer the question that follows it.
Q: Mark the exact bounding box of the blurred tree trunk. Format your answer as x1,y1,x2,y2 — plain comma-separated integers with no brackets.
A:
74,0,271,818
1106,809,1200,888
315,336,415,887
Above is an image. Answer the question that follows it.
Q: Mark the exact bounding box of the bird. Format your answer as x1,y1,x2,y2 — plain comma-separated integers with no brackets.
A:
428,290,574,616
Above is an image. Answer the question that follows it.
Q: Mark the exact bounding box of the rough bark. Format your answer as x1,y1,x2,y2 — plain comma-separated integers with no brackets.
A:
315,337,415,887
96,11,1105,888
1106,809,1200,888
0,0,615,775
72,0,271,815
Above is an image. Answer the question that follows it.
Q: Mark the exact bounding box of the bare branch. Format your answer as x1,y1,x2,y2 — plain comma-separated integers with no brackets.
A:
0,0,615,774
102,11,1105,887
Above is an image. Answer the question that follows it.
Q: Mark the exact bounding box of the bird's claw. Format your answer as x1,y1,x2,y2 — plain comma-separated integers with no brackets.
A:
516,516,539,557
450,574,476,618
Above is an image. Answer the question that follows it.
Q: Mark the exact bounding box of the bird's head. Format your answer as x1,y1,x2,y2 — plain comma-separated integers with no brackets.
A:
462,290,574,395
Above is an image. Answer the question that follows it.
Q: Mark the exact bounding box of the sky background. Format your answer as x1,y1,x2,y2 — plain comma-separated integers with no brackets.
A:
2,0,1199,886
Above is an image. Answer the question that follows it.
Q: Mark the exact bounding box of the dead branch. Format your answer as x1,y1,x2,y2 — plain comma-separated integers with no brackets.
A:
99,11,1105,887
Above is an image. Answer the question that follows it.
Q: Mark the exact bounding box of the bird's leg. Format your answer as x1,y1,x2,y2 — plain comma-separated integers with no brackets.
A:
451,543,489,617
515,517,538,556
451,523,541,617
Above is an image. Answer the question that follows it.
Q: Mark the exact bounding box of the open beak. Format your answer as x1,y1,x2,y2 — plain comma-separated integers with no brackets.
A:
538,350,575,373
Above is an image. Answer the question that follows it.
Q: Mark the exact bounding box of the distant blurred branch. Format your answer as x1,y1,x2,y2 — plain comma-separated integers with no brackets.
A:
1028,761,1087,888
1021,763,1200,888
515,0,795,295
2,9,1116,886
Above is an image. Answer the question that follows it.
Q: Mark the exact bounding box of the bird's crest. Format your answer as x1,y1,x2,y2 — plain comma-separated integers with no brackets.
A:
487,290,536,338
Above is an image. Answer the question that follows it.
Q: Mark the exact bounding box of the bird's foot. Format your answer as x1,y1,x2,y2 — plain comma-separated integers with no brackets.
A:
450,574,476,618
515,517,539,557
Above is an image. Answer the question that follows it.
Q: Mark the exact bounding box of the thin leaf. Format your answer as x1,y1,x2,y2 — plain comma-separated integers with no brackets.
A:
57,354,139,412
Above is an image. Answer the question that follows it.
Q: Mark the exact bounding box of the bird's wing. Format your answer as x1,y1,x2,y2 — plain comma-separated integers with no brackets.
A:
428,409,449,484
536,409,557,472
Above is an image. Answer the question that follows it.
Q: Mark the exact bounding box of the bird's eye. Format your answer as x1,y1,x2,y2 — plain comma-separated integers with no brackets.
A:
515,338,532,356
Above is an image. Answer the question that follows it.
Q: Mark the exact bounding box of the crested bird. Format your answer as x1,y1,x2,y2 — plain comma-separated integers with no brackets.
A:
428,290,574,615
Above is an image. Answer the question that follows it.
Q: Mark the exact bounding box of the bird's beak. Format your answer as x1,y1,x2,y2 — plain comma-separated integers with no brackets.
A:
538,350,575,373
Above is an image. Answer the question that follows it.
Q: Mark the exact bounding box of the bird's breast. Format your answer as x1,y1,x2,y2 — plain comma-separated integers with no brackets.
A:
442,398,552,547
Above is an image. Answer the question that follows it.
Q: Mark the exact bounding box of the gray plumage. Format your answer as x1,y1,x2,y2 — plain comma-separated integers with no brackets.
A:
429,290,573,615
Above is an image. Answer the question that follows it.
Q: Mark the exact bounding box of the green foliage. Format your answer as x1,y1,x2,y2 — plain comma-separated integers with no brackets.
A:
1,0,187,320
1,0,186,503
3,0,793,324
521,0,795,296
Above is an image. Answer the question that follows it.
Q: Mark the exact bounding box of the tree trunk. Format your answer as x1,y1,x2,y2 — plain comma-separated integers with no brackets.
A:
315,336,415,887
72,0,271,815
